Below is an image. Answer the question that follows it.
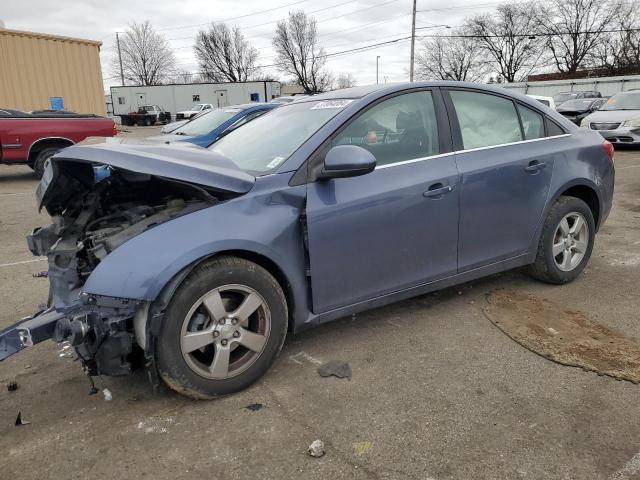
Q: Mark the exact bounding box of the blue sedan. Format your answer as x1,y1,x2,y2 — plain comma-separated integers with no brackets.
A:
153,102,278,147
2,82,614,399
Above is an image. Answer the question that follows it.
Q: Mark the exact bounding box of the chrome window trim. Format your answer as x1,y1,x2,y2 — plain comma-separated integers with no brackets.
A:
375,151,454,169
374,134,571,170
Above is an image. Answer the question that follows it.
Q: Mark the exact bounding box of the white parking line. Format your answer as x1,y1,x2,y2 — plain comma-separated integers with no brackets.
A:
0,258,46,268
609,451,640,480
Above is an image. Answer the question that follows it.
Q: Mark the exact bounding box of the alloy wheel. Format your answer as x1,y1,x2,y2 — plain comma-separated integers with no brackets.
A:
180,284,271,379
552,212,589,272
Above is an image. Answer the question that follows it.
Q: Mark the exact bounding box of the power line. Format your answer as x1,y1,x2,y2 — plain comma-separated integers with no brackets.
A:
155,0,313,32
164,0,401,41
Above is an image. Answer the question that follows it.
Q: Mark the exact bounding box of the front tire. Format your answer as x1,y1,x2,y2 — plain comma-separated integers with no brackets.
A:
33,147,59,178
156,256,288,399
528,196,595,284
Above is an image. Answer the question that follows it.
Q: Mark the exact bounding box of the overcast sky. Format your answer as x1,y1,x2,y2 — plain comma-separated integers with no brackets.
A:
2,0,500,90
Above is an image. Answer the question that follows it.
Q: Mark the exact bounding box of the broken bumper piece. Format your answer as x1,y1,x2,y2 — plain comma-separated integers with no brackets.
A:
0,309,66,361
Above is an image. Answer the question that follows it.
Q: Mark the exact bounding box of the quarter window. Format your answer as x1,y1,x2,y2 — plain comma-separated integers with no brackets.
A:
450,91,522,149
517,104,545,140
332,91,439,166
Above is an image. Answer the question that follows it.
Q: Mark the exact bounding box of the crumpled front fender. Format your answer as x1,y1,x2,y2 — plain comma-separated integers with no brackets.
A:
82,178,308,307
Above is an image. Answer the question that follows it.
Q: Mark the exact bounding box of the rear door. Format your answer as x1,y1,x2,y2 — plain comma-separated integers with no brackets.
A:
444,89,558,271
305,89,460,313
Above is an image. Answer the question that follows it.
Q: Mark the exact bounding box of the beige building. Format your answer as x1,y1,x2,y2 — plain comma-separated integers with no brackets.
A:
0,28,106,115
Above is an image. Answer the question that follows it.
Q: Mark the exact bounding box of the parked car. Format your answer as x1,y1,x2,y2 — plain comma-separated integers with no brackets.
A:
580,90,640,145
0,111,116,176
0,108,27,116
557,98,607,125
119,105,171,126
527,94,556,110
149,103,278,147
0,82,614,399
553,91,602,107
160,109,212,134
176,103,214,120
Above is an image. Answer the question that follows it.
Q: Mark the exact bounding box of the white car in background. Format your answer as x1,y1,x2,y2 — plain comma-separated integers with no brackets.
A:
162,108,211,134
527,94,556,110
580,90,640,145
176,103,213,120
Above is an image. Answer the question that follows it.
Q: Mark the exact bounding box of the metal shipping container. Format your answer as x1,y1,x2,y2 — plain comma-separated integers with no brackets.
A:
0,28,106,115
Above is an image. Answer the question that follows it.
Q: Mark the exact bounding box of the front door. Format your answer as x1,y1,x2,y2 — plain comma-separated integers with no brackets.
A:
216,90,229,107
305,90,459,314
445,89,555,270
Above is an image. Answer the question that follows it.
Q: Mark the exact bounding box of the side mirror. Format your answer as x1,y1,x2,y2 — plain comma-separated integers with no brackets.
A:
318,145,377,180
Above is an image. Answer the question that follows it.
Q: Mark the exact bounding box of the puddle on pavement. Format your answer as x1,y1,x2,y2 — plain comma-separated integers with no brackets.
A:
483,288,640,383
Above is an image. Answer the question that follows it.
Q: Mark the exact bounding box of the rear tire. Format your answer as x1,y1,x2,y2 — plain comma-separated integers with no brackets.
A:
528,196,595,284
33,147,59,178
156,256,288,399
144,117,152,127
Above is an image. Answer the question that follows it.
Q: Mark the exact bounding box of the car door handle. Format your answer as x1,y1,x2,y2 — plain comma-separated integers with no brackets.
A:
423,184,453,198
524,160,546,173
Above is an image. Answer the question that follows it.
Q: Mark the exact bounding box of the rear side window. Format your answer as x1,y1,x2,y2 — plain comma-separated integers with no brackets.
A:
449,91,521,149
517,105,545,140
546,119,565,136
332,91,439,166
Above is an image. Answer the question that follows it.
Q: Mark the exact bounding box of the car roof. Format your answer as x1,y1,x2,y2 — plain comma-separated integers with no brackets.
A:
293,81,568,112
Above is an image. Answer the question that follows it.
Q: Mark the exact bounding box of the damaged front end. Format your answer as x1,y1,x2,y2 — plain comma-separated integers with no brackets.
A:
0,144,250,379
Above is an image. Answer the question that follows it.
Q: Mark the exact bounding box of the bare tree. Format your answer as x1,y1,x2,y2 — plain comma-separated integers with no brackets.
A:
195,23,259,82
592,0,640,74
112,21,176,85
334,73,357,89
415,29,487,82
537,0,619,74
176,69,197,83
466,3,541,82
273,11,332,93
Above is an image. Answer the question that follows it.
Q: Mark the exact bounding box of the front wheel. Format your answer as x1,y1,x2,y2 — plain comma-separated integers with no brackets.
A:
156,256,288,399
32,147,59,178
528,196,595,284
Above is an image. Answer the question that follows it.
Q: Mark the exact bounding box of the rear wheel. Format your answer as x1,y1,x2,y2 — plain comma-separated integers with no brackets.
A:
144,117,152,127
156,256,288,399
32,147,59,178
528,196,595,284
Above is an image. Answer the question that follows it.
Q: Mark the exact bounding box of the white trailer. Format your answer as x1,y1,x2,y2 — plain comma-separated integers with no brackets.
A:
110,81,281,116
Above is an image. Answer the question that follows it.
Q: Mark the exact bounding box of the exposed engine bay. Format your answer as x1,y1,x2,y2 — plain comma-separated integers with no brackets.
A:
22,163,221,378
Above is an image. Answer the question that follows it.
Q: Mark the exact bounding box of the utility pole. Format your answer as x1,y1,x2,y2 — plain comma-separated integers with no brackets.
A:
376,56,381,84
409,0,417,82
116,32,125,86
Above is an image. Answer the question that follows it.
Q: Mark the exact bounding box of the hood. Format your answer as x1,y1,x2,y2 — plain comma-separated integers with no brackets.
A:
584,109,640,123
557,105,589,114
39,137,254,211
145,133,195,144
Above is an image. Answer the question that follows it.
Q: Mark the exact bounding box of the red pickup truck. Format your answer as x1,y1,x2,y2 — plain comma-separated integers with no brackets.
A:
0,110,116,177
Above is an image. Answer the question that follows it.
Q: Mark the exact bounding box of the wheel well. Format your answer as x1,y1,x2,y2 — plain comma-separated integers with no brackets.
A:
560,185,600,228
202,250,297,332
28,138,73,165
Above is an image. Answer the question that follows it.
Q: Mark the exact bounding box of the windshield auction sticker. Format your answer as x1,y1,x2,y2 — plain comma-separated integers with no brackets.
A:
311,99,355,109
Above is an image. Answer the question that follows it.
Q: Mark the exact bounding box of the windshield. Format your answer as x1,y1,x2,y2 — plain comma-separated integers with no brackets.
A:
601,93,640,111
210,99,353,174
553,93,577,103
559,99,596,110
175,108,241,136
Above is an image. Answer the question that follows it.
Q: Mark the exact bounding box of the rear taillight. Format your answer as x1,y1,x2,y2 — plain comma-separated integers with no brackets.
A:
112,122,118,136
603,139,614,163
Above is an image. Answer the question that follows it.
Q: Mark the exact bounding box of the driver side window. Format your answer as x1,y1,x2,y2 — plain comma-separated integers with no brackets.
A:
332,91,440,167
